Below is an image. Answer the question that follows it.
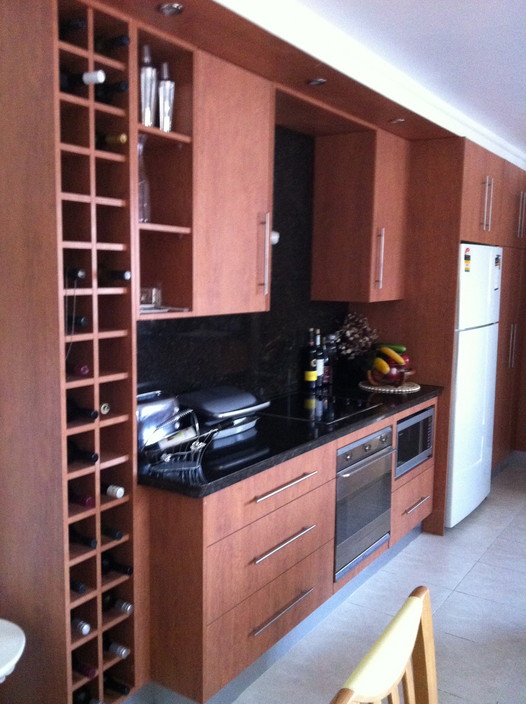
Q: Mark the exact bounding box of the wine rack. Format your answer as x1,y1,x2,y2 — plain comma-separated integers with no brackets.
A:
58,1,135,702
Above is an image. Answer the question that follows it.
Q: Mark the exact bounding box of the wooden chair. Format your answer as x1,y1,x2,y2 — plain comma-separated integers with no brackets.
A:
330,586,438,704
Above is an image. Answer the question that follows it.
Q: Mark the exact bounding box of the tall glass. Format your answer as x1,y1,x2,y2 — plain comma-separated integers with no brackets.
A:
138,134,151,223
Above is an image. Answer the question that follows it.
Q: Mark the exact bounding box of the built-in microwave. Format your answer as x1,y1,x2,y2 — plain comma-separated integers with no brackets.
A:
396,406,434,479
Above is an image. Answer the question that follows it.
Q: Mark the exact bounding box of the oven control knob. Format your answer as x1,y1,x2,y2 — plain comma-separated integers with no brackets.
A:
345,453,352,462
379,435,387,443
363,444,371,453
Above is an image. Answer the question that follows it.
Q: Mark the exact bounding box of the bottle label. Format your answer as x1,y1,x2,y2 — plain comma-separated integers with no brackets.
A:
304,370,317,382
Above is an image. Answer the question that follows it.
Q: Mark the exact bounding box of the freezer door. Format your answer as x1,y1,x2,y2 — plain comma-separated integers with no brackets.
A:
446,322,499,527
457,243,502,329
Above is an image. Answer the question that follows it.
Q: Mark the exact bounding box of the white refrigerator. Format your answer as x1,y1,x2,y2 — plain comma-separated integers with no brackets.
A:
445,243,502,528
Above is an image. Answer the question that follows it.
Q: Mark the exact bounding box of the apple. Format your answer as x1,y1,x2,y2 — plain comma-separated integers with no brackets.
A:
383,364,406,386
401,353,411,368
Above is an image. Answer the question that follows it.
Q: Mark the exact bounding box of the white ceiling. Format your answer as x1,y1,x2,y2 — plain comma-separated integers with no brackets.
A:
213,0,526,166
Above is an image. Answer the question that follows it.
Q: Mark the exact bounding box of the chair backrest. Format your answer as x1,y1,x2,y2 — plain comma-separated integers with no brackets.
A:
330,586,438,704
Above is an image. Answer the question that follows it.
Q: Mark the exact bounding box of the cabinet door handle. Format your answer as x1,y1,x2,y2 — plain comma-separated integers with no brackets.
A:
254,471,318,503
482,176,490,230
254,525,316,565
251,588,314,637
518,191,526,239
487,176,494,231
375,227,385,289
404,495,431,515
263,211,271,295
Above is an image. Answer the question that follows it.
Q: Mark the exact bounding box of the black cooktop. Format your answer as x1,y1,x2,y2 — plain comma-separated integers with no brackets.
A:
262,392,382,427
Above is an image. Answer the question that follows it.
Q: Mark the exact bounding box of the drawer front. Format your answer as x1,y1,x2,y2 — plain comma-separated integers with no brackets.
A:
204,442,336,544
206,481,335,622
391,465,434,544
204,541,333,700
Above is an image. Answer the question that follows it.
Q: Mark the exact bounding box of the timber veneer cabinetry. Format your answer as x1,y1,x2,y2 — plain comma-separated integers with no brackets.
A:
312,129,408,303
149,443,336,703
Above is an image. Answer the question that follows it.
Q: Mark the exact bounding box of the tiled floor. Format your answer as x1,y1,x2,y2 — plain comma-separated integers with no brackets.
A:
231,457,526,704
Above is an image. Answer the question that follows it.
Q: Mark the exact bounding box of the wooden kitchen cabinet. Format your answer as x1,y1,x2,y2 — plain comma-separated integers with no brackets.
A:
149,443,336,703
498,159,526,247
460,140,504,244
391,465,434,545
192,51,275,316
494,247,524,463
312,128,408,303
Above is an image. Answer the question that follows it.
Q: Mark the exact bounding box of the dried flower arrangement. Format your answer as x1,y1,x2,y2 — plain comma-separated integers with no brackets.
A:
334,312,378,360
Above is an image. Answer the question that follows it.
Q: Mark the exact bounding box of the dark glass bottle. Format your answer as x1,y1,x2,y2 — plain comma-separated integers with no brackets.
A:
322,333,337,387
67,440,99,465
95,34,130,53
69,526,97,550
101,553,133,576
64,267,87,284
67,397,99,422
71,616,91,636
101,482,125,499
302,328,317,391
95,80,128,104
72,656,97,679
102,590,134,615
103,674,130,696
66,361,90,377
72,686,104,704
58,17,87,40
60,69,105,94
314,328,324,388
95,131,128,150
68,488,95,508
97,266,131,286
103,635,130,659
101,525,124,541
70,578,87,595
65,315,89,330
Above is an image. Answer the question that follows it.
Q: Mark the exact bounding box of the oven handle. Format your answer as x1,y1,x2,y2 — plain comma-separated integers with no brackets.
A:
337,446,395,478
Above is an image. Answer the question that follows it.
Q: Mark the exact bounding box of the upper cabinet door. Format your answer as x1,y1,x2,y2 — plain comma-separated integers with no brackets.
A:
311,129,408,303
193,51,275,316
460,140,504,245
499,159,526,248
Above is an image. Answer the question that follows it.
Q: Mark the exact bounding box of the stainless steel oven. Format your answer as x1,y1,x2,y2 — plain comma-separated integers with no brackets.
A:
335,427,393,581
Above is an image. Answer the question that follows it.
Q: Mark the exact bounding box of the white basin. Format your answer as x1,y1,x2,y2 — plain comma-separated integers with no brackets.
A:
0,620,25,683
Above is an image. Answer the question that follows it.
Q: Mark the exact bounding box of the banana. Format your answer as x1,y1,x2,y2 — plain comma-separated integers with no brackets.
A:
376,343,407,354
378,346,405,365
373,356,390,375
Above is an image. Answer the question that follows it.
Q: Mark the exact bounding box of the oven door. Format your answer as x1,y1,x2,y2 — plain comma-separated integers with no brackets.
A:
335,446,394,580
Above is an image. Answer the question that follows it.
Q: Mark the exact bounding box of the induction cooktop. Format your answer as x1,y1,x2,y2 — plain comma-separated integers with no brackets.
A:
262,392,382,427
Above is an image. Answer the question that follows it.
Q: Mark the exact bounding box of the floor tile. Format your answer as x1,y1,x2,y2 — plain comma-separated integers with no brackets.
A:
478,534,526,573
455,560,526,607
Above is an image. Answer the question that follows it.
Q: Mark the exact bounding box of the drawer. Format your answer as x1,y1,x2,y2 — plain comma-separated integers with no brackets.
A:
204,541,333,700
204,442,336,544
391,465,434,544
206,481,335,622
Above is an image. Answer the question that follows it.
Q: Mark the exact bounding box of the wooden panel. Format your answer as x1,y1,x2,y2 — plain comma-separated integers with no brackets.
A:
205,481,335,622
193,50,274,315
391,467,434,544
204,441,336,543
499,160,526,248
203,541,334,702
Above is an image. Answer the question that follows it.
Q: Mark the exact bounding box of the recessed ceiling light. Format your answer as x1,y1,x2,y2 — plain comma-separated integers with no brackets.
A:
389,117,406,124
157,3,184,15
307,77,327,87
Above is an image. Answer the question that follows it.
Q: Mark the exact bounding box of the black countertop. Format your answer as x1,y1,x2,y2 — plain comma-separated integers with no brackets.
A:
138,384,442,498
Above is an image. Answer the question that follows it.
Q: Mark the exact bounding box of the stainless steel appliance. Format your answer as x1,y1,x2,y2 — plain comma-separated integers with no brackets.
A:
335,427,393,581
396,406,434,479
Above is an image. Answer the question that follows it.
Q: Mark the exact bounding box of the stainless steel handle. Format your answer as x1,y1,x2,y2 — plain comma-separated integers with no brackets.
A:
251,588,314,637
375,227,385,289
263,211,271,295
487,177,494,231
254,471,318,503
254,525,316,565
404,495,431,515
482,176,489,230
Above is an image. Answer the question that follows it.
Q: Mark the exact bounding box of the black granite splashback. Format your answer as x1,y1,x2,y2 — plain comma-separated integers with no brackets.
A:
137,126,348,399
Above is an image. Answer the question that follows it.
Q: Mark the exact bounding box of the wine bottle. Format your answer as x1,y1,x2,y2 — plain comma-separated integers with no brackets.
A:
65,315,89,331
314,328,324,388
97,266,131,286
69,527,97,550
101,482,125,499
71,616,91,636
103,635,130,659
70,578,87,595
95,80,128,104
64,267,87,284
68,488,95,508
72,686,104,704
95,131,127,150
302,328,317,391
66,361,90,377
322,333,337,387
68,440,99,465
101,525,124,541
101,553,133,576
60,69,105,94
67,397,99,422
103,673,130,696
99,402,111,416
95,33,130,53
102,591,134,615
58,17,87,40
72,656,97,679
